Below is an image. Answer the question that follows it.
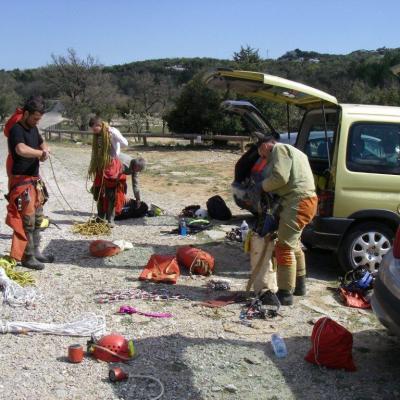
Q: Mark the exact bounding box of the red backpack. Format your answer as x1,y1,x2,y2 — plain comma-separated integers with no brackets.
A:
305,317,356,371
4,108,23,178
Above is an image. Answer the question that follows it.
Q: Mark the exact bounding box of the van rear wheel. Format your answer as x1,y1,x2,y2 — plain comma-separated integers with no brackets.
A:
338,222,393,273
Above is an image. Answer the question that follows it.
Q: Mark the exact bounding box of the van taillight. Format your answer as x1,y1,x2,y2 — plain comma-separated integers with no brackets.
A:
393,227,400,259
318,190,334,217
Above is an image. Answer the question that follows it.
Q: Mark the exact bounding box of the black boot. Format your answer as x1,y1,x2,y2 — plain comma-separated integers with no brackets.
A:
106,189,116,228
33,230,54,263
22,231,45,270
294,275,306,296
97,201,106,221
276,289,293,306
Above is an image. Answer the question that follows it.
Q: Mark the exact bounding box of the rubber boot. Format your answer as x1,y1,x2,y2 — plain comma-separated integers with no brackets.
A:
106,189,116,228
294,247,306,296
33,230,54,263
276,289,293,306
22,231,45,270
96,201,106,222
276,264,296,306
107,208,116,228
294,276,306,296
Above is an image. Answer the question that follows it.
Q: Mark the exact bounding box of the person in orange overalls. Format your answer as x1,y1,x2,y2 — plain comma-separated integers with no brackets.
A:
257,135,318,306
6,96,53,270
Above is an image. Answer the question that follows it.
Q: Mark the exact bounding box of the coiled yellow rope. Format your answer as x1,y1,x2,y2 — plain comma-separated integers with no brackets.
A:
0,256,35,287
72,218,111,236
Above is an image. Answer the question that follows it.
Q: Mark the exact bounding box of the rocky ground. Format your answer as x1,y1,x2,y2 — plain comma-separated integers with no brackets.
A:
0,137,399,400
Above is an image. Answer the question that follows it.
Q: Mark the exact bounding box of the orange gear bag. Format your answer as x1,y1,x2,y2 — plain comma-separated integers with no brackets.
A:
176,246,215,276
139,254,180,284
89,240,121,258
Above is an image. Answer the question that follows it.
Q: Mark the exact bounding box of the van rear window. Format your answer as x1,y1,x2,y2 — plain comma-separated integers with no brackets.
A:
347,123,400,175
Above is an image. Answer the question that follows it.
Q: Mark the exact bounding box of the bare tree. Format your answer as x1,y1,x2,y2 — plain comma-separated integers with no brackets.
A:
127,72,164,131
45,48,120,130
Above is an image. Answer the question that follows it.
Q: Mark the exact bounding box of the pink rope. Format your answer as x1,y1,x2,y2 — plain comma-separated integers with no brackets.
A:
118,305,173,318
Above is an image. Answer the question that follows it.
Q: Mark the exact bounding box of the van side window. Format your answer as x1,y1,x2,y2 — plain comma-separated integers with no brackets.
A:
347,123,400,175
304,127,334,160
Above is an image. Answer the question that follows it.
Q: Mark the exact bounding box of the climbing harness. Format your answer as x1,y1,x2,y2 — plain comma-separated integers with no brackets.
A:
95,288,189,304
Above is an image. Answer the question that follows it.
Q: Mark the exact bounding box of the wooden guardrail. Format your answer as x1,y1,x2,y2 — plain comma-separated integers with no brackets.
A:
41,128,251,151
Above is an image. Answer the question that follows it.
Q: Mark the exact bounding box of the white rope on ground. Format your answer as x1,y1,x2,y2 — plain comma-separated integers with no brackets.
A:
0,267,38,307
128,375,165,400
0,312,106,337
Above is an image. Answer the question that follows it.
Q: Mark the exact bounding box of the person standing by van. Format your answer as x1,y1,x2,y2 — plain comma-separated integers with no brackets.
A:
257,135,318,305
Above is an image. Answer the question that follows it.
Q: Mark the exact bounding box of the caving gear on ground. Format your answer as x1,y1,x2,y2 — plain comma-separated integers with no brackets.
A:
114,200,148,220
176,246,215,276
226,227,242,242
206,195,232,220
276,289,293,306
340,266,374,292
168,218,212,235
338,287,371,309
180,205,201,218
87,333,135,362
305,317,356,371
89,240,122,258
240,295,280,321
194,208,208,219
139,255,180,284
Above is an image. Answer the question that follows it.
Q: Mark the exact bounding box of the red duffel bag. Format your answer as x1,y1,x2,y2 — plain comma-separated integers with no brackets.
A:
139,255,180,284
176,246,214,276
305,317,356,371
89,240,121,257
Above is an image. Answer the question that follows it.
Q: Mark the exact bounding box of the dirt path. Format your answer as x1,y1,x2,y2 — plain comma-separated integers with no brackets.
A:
0,138,399,400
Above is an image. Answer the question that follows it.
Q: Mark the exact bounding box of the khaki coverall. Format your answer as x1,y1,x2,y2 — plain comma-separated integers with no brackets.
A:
261,143,318,292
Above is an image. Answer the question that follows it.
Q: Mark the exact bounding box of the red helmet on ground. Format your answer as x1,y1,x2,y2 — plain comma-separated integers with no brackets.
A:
88,334,135,362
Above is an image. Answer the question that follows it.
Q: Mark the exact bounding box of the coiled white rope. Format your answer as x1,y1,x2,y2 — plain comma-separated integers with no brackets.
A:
0,267,38,307
128,375,164,400
0,312,106,337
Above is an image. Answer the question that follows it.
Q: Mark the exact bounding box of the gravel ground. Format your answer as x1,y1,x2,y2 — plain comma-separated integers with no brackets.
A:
0,137,399,400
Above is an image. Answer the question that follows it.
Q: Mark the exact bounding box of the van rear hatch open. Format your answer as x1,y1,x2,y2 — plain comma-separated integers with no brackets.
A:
204,69,338,109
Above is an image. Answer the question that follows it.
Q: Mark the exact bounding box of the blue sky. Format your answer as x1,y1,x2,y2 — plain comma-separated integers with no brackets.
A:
1,0,399,70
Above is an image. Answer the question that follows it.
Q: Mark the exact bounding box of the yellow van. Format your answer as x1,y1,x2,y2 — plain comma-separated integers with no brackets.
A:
204,69,400,271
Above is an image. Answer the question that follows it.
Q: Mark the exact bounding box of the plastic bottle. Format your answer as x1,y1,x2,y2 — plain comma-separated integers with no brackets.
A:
240,220,249,242
179,218,187,237
271,333,287,358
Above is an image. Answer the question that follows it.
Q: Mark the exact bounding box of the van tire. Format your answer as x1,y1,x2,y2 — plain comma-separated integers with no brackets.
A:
338,222,394,273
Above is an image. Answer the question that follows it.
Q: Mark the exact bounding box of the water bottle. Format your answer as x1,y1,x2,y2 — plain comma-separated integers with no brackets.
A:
179,218,187,237
271,333,287,358
240,220,249,242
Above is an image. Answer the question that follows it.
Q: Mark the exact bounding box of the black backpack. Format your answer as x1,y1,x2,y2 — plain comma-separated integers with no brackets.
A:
115,200,148,220
206,195,232,221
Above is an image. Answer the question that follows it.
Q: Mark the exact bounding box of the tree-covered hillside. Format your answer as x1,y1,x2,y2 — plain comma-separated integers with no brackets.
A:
1,46,400,132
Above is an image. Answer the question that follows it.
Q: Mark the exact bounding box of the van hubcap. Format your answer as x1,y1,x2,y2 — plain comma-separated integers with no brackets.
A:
351,231,391,272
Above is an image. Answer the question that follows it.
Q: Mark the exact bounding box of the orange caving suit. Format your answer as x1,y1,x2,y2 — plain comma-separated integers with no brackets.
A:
261,143,318,292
